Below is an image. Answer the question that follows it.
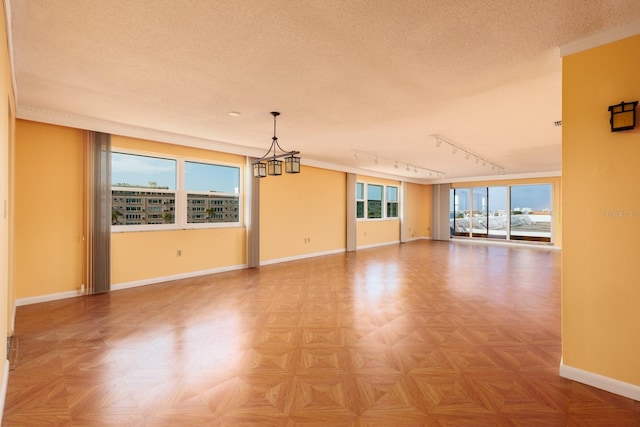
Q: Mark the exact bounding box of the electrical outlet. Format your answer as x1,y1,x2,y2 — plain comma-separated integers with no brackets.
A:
177,249,182,256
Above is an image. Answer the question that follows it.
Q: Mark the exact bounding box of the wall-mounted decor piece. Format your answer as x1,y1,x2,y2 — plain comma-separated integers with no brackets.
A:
253,112,301,178
608,100,638,132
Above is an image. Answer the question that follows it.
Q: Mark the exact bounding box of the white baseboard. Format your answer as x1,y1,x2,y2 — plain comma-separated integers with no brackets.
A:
0,359,9,426
111,264,248,291
16,264,248,305
402,236,431,243
451,237,561,250
559,363,640,401
16,289,81,306
356,240,401,250
260,248,346,266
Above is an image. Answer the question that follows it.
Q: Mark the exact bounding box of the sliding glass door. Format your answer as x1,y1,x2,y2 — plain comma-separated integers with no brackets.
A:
450,183,552,243
451,188,470,237
510,184,552,242
488,186,508,239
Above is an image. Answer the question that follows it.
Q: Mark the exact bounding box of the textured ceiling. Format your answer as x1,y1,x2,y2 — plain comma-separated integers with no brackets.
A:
8,1,640,181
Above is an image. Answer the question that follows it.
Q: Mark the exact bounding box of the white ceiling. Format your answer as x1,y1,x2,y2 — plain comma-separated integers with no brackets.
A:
7,1,640,182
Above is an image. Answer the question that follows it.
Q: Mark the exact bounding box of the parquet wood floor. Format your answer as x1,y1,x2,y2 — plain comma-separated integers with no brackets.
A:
4,241,640,426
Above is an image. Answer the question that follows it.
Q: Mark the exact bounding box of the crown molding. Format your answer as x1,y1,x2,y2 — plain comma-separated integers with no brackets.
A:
560,19,640,57
16,105,435,184
16,105,561,185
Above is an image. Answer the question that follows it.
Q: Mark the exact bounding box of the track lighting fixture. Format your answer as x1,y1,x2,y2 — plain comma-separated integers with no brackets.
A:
431,134,504,174
349,150,444,178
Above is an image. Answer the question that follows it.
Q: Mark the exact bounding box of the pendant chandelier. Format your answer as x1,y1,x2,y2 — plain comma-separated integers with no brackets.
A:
252,112,301,178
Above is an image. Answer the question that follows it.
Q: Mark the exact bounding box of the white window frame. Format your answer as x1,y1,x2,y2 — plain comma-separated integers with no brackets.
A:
356,182,400,221
111,149,243,233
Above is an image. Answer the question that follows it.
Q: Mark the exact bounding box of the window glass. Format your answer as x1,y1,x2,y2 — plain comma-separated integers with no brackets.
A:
356,182,364,219
452,188,470,236
510,184,552,242
367,184,383,219
111,152,176,225
185,162,240,224
111,152,176,189
472,187,488,237
185,161,239,194
386,186,398,218
487,186,508,239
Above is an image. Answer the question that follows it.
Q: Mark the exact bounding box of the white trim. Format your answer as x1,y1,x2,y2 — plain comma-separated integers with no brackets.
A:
9,302,15,336
357,240,401,250
560,19,640,57
15,105,556,185
434,170,562,185
560,363,640,402
16,265,247,305
111,264,247,291
0,359,8,426
16,289,81,306
450,237,560,250
403,236,431,243
260,248,346,266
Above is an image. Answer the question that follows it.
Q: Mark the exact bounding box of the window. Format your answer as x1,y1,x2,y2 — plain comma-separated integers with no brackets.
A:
111,152,242,230
111,153,176,226
487,186,508,239
510,184,552,242
367,184,383,219
386,186,398,218
356,182,399,220
471,187,488,237
356,182,364,218
185,161,240,224
451,188,470,236
450,183,552,243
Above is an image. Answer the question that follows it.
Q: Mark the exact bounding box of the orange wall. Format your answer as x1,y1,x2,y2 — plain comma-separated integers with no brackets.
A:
111,228,245,284
451,176,562,246
14,120,85,298
260,166,346,261
405,182,432,239
110,135,247,284
562,34,640,386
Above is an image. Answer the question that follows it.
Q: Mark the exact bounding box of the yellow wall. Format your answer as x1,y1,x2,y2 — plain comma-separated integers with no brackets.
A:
14,121,85,298
356,175,401,247
110,135,247,284
451,176,562,246
260,166,346,261
112,228,245,284
562,35,640,386
1,1,15,381
405,182,432,239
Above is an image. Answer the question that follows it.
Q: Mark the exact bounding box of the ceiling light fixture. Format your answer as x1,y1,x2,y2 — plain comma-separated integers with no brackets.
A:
253,112,300,178
350,150,445,178
431,134,504,174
